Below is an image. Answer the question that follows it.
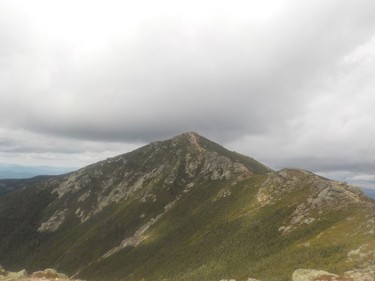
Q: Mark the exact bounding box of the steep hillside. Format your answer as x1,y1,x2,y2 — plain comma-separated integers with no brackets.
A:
0,176,57,196
0,132,374,281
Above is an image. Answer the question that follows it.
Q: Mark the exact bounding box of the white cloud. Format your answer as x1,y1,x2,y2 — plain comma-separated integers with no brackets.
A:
0,0,375,188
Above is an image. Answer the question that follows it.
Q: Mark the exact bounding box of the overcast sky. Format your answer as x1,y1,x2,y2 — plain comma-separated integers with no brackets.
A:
1,0,375,187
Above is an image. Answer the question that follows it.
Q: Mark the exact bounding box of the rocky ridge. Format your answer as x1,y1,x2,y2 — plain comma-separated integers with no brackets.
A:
0,132,375,281
256,169,368,235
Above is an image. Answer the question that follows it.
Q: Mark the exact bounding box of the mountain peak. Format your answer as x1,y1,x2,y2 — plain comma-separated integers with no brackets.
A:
41,132,270,225
165,132,271,175
174,131,201,138
171,132,205,152
1,134,375,281
170,131,203,142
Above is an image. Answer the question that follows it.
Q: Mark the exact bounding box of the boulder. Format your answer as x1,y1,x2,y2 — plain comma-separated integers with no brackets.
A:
31,269,68,279
0,270,26,281
344,266,375,281
292,269,338,281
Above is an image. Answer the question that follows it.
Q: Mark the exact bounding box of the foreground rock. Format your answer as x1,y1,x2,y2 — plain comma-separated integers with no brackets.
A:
343,266,375,281
0,266,81,281
30,269,68,279
293,268,375,281
0,265,6,276
0,270,26,281
292,269,338,281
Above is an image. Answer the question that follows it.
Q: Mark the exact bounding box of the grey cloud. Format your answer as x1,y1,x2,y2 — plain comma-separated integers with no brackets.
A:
271,157,375,175
1,0,374,143
1,0,375,186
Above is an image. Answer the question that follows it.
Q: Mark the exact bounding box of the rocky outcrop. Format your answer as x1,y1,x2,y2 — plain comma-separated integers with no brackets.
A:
102,212,165,259
293,268,375,281
344,266,375,281
258,169,366,235
258,169,363,209
0,266,80,281
0,267,26,281
30,269,68,279
37,209,68,233
292,269,338,281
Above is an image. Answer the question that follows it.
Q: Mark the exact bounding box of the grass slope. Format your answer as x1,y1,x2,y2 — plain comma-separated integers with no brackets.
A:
77,176,372,281
0,133,374,281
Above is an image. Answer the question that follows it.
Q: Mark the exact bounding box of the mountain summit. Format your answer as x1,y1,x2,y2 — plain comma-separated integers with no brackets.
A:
0,133,374,281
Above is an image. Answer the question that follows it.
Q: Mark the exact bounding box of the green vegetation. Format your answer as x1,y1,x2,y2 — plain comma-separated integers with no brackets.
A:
77,176,370,281
0,185,55,271
0,133,374,281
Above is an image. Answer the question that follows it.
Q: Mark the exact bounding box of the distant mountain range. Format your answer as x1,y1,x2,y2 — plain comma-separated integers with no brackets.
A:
0,165,74,180
0,175,59,196
361,188,375,199
0,170,37,179
0,132,374,281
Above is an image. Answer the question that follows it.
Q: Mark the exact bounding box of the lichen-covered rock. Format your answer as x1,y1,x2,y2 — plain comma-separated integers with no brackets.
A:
292,269,338,281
